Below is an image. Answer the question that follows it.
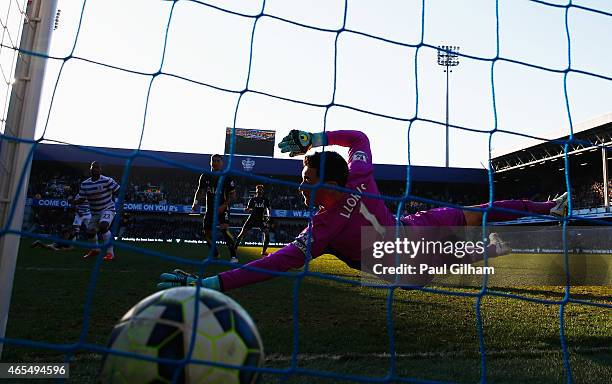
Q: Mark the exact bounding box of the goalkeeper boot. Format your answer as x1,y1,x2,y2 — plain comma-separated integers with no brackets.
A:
550,192,568,217
83,249,100,259
489,233,511,257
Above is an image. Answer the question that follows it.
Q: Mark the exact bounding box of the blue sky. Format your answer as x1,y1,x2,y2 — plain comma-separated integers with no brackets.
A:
3,0,612,168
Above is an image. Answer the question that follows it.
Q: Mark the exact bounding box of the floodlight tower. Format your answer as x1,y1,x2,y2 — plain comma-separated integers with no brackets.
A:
437,45,460,168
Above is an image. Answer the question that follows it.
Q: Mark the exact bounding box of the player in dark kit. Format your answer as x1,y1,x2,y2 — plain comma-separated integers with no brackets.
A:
235,184,271,256
192,154,239,263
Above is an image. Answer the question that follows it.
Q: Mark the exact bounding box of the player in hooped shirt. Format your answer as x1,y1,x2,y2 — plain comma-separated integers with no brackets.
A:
158,130,568,291
70,192,91,241
76,161,120,261
235,184,272,257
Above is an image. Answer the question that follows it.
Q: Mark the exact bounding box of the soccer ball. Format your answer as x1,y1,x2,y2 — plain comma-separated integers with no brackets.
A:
99,287,264,383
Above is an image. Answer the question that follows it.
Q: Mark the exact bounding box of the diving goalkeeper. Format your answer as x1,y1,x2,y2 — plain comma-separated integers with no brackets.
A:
158,130,568,291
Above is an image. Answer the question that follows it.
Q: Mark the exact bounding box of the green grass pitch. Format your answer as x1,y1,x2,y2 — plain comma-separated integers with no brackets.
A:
1,240,611,383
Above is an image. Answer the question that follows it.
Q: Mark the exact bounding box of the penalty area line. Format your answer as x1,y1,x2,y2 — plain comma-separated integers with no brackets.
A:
264,346,612,362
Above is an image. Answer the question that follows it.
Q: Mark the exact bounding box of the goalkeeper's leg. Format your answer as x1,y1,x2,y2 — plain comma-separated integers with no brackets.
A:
401,195,567,227
465,195,567,225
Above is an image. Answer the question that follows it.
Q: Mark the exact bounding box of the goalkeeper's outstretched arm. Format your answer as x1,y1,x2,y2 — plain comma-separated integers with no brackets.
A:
159,211,342,291
158,243,307,291
279,129,373,175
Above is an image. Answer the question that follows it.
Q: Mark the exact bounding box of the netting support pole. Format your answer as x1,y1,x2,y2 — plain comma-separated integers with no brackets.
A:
0,0,57,358
436,45,459,168
445,66,450,168
602,147,609,212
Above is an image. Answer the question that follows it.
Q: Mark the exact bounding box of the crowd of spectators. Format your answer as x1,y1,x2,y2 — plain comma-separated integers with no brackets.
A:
25,162,495,213
28,173,80,200
573,181,607,210
497,175,612,211
26,164,307,209
27,206,73,236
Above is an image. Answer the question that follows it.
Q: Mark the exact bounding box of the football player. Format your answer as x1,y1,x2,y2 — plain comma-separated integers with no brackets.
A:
193,154,239,263
235,184,271,257
76,161,120,261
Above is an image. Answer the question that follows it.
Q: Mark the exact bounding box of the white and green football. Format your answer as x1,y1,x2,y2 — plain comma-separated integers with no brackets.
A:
99,287,264,383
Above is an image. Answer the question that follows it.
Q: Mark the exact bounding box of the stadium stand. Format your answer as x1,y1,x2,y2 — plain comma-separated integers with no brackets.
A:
25,114,612,240
24,144,489,242
493,113,612,222
24,113,612,244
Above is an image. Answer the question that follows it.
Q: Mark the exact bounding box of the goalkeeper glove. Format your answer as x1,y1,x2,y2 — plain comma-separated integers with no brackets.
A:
278,130,326,157
157,269,221,291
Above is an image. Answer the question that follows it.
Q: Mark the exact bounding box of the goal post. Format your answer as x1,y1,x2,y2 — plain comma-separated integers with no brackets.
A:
0,0,57,358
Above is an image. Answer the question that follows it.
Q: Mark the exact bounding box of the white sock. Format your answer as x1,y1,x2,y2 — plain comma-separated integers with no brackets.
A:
101,230,114,255
89,235,99,251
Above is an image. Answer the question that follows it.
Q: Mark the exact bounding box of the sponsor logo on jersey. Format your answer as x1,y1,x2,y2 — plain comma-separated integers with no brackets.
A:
352,151,368,162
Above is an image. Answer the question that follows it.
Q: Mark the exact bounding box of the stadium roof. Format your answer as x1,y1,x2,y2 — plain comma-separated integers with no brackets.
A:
32,143,488,184
491,113,612,173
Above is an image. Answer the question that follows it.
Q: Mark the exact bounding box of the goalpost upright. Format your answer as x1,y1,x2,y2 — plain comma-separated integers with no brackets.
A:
0,0,57,358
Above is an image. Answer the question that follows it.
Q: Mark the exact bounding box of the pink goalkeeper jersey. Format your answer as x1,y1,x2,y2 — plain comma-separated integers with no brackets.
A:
219,131,397,291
